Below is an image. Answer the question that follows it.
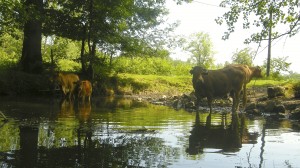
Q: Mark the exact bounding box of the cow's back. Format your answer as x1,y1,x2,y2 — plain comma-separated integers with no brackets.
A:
77,80,93,102
55,72,80,97
58,73,79,86
222,66,246,90
202,69,232,97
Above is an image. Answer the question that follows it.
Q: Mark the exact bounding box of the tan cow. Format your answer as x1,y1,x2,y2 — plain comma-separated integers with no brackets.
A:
190,66,245,113
76,80,93,102
225,64,263,108
52,72,80,100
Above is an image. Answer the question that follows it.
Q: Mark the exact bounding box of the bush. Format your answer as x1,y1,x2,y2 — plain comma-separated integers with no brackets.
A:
112,57,192,76
292,82,300,98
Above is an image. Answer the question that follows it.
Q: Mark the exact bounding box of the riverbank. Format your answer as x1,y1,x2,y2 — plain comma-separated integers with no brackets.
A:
1,70,300,120
0,70,192,97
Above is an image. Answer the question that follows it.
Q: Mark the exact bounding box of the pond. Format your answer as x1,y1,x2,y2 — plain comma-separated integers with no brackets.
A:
0,96,300,168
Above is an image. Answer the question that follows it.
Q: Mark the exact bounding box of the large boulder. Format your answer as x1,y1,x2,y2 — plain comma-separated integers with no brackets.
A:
267,86,285,98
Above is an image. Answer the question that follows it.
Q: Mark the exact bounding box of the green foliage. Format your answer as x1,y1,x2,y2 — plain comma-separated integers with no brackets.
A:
262,56,291,79
182,32,215,68
112,57,192,76
292,81,300,98
231,47,254,66
1,0,193,73
57,60,81,72
0,32,23,70
216,0,300,43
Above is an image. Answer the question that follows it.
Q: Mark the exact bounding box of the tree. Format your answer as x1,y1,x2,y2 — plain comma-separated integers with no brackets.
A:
20,0,43,73
216,0,300,76
263,56,291,79
216,0,300,43
0,0,192,74
183,32,215,68
231,47,255,66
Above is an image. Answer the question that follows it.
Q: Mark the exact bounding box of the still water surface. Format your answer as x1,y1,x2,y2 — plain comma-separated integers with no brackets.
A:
0,97,300,168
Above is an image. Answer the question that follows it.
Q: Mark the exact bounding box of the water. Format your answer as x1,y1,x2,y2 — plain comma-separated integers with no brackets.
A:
0,96,300,168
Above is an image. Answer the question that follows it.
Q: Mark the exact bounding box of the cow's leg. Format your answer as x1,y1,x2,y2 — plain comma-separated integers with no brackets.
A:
242,84,247,109
61,86,67,99
232,91,240,114
207,98,213,114
195,94,201,109
231,92,237,113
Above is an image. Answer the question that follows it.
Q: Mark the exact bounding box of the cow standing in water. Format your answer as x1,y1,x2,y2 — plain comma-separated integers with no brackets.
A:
52,72,80,100
76,80,93,103
190,66,245,114
225,64,263,108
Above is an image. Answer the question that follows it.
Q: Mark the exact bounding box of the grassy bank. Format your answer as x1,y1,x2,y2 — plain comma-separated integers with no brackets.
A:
0,70,298,97
115,73,192,96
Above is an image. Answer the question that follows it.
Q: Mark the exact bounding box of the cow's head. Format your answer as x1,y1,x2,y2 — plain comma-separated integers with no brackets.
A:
190,66,208,83
251,66,263,78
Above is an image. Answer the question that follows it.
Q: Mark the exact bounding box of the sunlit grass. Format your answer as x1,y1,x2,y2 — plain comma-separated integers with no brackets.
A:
117,74,300,96
116,73,193,95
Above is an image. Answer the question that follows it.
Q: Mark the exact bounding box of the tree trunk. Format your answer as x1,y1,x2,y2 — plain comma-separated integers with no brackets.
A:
80,25,87,74
86,42,96,80
20,0,43,74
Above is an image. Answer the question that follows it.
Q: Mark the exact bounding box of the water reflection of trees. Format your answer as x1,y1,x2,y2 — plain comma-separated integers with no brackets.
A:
187,112,259,155
0,99,180,167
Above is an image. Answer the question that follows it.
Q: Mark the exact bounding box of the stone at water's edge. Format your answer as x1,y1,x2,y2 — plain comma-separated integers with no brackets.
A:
267,86,285,98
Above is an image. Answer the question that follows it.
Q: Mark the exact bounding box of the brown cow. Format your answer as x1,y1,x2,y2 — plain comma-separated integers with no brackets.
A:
190,66,246,113
225,64,263,108
76,80,93,102
52,72,80,100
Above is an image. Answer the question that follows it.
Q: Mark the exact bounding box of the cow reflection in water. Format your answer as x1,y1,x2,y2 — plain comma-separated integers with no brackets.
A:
187,112,258,155
75,101,93,148
58,99,75,118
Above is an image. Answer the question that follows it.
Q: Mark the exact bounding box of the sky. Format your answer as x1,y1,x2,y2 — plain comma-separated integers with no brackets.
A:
166,0,300,73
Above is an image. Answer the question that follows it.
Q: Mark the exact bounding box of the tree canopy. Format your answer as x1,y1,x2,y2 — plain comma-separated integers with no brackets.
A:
216,0,300,44
0,0,192,73
183,32,215,68
231,47,254,66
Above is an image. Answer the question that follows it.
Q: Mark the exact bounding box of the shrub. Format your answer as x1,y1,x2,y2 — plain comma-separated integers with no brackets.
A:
112,57,192,76
292,82,300,98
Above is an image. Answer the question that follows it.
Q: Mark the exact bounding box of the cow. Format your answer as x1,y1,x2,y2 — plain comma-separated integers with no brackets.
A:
225,64,263,108
52,72,80,100
190,66,246,114
76,80,93,103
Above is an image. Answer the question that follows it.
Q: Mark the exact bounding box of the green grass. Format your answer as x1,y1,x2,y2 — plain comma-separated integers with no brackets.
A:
116,74,299,97
116,73,193,96
0,69,299,97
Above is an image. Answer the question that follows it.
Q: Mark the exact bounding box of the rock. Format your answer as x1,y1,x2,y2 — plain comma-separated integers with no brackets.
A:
173,99,183,109
185,101,195,109
262,100,285,114
245,102,256,111
290,106,300,120
267,86,285,98
246,109,261,116
258,96,268,101
282,100,300,111
159,95,167,101
274,104,285,113
265,100,276,112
